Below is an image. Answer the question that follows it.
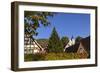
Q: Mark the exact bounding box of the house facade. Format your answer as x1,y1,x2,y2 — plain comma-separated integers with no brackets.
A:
65,36,90,58
24,34,45,54
77,36,90,58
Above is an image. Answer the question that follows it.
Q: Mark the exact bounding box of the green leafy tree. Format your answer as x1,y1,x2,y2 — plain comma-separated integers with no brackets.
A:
47,27,63,53
61,36,69,48
24,11,55,53
75,36,83,43
24,11,55,37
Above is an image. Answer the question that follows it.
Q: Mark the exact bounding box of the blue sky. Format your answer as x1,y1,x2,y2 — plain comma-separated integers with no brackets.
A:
34,12,90,39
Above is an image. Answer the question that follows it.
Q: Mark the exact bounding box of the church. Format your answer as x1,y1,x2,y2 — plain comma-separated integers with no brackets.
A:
64,36,75,52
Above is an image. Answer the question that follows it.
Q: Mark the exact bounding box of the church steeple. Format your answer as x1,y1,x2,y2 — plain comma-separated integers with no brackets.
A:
71,35,74,41
64,36,75,50
71,35,75,45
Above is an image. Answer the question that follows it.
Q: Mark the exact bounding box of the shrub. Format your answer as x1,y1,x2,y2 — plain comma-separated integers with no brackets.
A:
24,54,45,61
44,53,80,60
32,54,45,61
24,53,81,61
24,54,34,61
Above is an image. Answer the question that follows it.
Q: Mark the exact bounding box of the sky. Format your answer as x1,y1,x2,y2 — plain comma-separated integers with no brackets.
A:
30,12,90,39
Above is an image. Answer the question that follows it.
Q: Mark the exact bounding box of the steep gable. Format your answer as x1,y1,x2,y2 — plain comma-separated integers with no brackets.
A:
80,36,90,54
36,39,49,49
65,43,79,53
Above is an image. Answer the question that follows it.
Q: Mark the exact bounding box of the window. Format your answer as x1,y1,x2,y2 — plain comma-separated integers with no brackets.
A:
79,48,84,53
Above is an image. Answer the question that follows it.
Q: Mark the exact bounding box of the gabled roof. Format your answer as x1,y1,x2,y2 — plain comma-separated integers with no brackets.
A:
36,39,49,49
64,39,75,49
65,36,90,53
65,43,80,53
80,36,90,54
24,34,45,51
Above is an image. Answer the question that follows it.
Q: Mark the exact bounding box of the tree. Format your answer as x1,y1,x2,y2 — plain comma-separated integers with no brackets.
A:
47,27,63,53
75,36,83,43
24,11,55,37
24,11,55,53
61,36,69,48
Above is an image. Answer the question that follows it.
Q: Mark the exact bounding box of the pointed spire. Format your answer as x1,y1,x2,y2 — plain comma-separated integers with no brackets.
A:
71,35,74,41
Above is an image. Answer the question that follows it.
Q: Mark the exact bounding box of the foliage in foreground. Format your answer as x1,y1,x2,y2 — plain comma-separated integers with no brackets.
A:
24,54,45,61
44,53,80,60
24,11,55,37
24,53,81,61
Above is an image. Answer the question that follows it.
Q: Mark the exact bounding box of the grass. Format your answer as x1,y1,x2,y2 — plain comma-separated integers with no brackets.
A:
24,52,81,61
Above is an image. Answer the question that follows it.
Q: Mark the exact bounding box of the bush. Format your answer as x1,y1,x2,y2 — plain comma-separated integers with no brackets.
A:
24,54,34,61
44,53,80,60
32,54,45,61
24,54,45,61
24,53,81,61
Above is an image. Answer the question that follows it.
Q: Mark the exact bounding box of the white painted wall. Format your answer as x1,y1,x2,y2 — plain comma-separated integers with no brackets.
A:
65,39,75,49
0,0,99,73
